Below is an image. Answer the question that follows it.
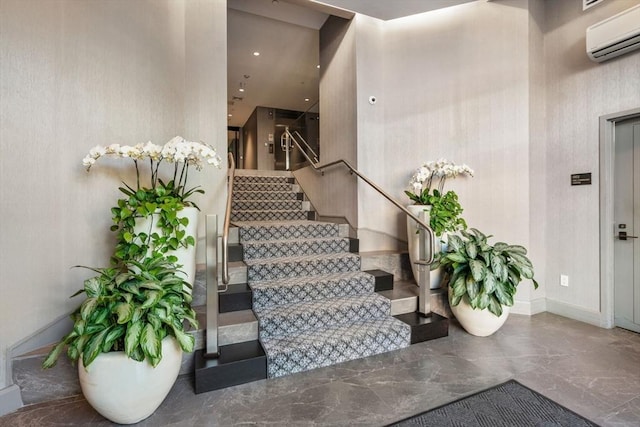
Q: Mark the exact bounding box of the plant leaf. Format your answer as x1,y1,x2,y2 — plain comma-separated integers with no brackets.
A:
116,302,134,324
172,327,195,352
125,321,143,355
488,295,503,317
469,259,486,282
466,274,480,301
140,322,161,362
82,326,111,368
84,277,103,298
42,341,67,369
80,297,98,321
483,271,497,294
465,241,477,259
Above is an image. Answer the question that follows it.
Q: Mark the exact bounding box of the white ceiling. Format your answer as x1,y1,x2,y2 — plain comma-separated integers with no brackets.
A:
310,0,477,21
227,0,479,128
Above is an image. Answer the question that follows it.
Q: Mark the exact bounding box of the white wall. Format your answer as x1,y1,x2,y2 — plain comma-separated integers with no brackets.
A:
0,0,227,394
294,15,359,228
543,0,640,322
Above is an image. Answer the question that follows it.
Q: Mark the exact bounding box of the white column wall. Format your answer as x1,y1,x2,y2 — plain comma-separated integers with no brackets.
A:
0,0,227,392
543,0,640,320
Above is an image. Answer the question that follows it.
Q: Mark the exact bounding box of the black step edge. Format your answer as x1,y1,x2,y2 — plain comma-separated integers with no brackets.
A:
194,340,267,394
348,238,359,253
219,283,253,313
364,269,394,292
228,244,243,262
394,312,449,344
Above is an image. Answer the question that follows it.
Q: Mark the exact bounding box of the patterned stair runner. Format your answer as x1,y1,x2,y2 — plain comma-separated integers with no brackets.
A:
232,171,411,378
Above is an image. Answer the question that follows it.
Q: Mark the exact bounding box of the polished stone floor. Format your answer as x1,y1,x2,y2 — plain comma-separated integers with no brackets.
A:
2,312,640,426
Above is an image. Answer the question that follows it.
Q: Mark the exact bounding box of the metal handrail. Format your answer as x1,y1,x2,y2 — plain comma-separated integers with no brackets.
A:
288,138,435,265
221,152,235,287
288,129,319,163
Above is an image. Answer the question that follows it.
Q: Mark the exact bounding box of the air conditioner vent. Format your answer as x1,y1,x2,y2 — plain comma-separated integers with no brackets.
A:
586,4,640,62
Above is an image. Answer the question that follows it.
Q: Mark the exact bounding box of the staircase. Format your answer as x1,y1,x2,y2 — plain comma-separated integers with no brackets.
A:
9,169,449,411
231,170,411,378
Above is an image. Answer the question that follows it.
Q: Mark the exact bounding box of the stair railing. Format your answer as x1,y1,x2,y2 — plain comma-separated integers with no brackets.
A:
287,138,436,315
286,128,319,164
204,152,236,358
222,152,235,288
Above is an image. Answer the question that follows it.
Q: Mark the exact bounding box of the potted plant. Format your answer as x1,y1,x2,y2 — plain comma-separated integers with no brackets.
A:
404,159,473,287
431,228,538,336
42,255,198,424
83,136,222,285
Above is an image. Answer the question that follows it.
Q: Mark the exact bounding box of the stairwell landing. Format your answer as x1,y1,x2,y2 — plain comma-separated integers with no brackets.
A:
231,169,411,378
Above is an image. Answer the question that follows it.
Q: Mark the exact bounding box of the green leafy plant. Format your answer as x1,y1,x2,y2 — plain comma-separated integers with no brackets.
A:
42,256,198,369
110,181,197,264
425,190,467,237
432,228,538,317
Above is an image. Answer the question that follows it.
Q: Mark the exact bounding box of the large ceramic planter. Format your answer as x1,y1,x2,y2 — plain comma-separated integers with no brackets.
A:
134,206,198,287
406,204,445,289
78,337,183,424
449,289,510,337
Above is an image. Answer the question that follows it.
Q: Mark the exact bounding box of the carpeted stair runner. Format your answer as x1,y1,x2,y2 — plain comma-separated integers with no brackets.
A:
232,172,411,378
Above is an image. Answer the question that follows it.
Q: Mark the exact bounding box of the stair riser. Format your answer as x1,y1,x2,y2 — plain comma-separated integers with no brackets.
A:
233,191,301,201
233,183,297,192
232,211,309,222
239,223,340,242
243,238,350,260
232,200,303,211
233,176,294,184
247,256,361,282
259,297,391,339
262,319,411,378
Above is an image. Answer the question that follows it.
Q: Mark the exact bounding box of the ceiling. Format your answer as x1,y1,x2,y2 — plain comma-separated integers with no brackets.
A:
309,0,478,21
227,0,479,128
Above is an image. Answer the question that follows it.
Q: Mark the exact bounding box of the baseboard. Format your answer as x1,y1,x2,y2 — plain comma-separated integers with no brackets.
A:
545,299,602,327
511,297,546,315
10,312,72,359
0,384,23,417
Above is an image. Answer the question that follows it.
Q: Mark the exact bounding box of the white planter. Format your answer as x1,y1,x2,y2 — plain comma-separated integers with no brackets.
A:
78,337,183,424
406,204,445,289
449,290,510,337
134,206,198,287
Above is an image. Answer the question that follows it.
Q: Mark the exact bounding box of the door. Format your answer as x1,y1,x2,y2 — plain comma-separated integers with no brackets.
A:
614,118,640,333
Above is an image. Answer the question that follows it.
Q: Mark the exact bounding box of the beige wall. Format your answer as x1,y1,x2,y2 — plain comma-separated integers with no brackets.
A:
294,15,358,227
543,0,640,322
0,0,227,392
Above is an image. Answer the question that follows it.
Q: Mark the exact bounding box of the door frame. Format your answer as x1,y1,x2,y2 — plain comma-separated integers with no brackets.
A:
599,107,640,328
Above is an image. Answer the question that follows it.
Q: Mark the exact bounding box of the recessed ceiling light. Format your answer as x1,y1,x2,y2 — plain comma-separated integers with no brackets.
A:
304,98,310,102
239,88,244,92
317,65,320,68
253,52,260,56
228,114,233,117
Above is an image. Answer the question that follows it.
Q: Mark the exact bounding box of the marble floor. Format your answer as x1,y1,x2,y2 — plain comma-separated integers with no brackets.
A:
2,312,640,426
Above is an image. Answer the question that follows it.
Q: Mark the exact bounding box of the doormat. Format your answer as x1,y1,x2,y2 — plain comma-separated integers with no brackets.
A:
387,379,599,426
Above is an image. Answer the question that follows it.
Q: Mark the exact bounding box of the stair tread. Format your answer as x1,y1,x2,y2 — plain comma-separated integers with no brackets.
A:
233,209,306,214
249,271,375,311
245,252,359,266
243,236,349,246
235,220,337,227
257,293,389,316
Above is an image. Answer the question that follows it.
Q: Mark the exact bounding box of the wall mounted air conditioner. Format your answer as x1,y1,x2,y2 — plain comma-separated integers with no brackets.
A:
586,3,640,62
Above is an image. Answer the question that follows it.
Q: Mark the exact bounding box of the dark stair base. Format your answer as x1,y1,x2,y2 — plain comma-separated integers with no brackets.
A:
365,269,394,292
194,340,267,394
394,312,449,344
